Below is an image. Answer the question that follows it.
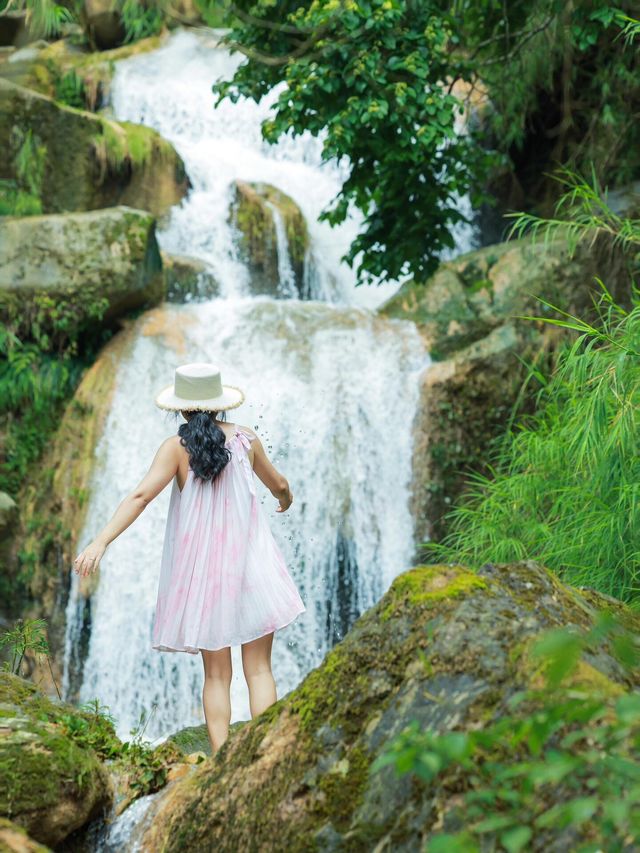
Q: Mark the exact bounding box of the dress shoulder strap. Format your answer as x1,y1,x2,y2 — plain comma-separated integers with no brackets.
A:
235,425,257,443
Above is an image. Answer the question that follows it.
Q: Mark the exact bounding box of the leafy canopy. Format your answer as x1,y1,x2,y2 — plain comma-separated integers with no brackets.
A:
212,0,639,284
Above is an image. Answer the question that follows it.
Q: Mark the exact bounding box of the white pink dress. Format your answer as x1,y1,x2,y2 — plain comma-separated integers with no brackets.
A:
152,426,306,653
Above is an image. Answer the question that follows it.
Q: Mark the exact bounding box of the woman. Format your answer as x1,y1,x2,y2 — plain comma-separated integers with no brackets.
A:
74,362,306,753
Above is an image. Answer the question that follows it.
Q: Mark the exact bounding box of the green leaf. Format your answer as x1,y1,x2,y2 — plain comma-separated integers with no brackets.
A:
501,826,533,853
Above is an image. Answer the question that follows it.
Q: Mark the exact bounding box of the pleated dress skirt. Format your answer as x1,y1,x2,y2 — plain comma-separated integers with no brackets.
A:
152,427,306,653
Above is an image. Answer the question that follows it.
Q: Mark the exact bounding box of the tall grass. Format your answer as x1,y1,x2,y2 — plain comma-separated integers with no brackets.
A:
427,177,640,604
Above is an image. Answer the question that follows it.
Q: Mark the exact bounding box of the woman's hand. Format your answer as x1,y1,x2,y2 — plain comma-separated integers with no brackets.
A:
74,541,106,576
276,490,293,513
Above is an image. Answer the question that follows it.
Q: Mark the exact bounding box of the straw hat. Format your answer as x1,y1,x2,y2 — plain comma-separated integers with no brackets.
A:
155,363,244,412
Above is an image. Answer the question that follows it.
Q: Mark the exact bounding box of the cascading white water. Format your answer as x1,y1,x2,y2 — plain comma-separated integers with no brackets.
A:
62,29,451,740
267,203,298,298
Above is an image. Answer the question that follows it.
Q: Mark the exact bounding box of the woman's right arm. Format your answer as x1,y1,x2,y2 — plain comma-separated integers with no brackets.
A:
250,436,293,513
74,437,181,576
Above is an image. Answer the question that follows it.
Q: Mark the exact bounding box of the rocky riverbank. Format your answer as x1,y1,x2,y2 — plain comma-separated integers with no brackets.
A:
3,560,637,850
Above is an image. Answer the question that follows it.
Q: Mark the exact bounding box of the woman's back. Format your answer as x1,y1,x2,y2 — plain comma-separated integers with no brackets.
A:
153,422,305,653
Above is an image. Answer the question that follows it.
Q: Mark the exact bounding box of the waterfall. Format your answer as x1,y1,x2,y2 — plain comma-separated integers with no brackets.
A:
62,29,436,740
266,202,298,298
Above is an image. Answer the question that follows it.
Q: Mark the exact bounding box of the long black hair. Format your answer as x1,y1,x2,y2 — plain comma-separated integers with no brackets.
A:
178,410,231,482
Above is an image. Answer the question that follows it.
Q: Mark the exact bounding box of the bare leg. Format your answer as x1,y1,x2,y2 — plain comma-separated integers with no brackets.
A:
201,646,232,754
241,632,276,718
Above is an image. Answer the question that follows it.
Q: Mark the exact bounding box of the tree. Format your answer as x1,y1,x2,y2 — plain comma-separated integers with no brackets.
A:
212,0,639,284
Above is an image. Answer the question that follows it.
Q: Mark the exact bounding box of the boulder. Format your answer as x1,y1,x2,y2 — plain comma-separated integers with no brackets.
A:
161,251,219,303
0,79,188,216
143,561,640,852
0,673,113,847
0,819,50,852
380,236,633,359
230,180,309,297
0,206,163,346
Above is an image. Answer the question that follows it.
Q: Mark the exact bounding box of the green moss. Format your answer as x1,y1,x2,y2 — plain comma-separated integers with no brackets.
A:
230,181,309,293
96,118,157,172
168,724,212,756
0,674,110,822
381,564,488,621
316,745,371,832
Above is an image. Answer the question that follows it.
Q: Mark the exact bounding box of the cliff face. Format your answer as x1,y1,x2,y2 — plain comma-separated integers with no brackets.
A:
139,561,640,852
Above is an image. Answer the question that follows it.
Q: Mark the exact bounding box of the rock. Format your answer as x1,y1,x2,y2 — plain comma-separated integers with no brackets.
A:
380,235,635,541
0,818,50,852
0,673,113,848
81,0,126,50
230,180,309,297
141,561,640,852
168,719,247,757
410,323,539,542
167,724,212,756
0,207,163,347
161,252,219,303
0,35,167,111
0,79,188,216
380,236,633,359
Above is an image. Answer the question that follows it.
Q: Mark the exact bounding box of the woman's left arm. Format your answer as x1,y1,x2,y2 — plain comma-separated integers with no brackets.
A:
74,437,180,577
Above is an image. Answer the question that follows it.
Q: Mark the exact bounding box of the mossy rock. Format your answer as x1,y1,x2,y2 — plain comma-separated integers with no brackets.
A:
0,35,167,111
141,561,640,852
167,720,246,757
379,236,634,360
161,251,219,303
409,322,541,541
381,234,635,542
167,724,212,757
0,673,113,848
0,818,51,852
229,180,309,298
0,206,163,347
0,78,187,216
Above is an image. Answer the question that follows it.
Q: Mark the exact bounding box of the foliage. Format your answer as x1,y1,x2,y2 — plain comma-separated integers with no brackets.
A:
0,0,75,37
375,613,640,852
2,0,232,43
0,618,62,699
54,68,86,108
0,330,84,496
427,291,640,602
426,178,640,602
507,166,640,257
58,698,180,797
0,128,46,217
0,618,49,675
119,0,165,43
213,0,492,284
212,0,639,285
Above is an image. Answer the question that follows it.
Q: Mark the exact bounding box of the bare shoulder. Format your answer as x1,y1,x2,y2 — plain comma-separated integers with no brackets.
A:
160,435,184,456
234,424,259,442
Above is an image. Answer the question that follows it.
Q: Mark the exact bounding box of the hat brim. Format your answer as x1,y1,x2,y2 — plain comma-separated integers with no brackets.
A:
155,383,245,412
